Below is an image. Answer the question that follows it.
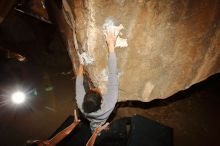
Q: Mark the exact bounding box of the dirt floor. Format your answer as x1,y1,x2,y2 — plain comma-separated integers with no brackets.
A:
0,64,219,146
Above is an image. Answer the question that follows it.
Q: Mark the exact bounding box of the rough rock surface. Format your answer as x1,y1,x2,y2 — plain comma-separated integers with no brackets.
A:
49,0,220,102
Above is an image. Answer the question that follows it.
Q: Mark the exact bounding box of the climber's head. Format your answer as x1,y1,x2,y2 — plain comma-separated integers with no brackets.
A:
83,88,102,113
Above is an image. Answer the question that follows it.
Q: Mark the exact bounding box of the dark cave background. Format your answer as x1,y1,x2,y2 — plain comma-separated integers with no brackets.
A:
0,1,220,146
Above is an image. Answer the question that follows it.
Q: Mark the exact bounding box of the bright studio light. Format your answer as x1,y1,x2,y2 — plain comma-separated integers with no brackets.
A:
11,91,26,104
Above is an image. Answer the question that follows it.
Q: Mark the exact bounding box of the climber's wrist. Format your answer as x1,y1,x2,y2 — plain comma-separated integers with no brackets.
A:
108,44,115,53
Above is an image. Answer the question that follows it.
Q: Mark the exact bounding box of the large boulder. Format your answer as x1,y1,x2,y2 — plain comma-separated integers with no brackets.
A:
47,0,220,102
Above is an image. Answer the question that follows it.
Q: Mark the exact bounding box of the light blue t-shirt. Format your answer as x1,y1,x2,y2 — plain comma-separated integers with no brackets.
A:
75,53,118,131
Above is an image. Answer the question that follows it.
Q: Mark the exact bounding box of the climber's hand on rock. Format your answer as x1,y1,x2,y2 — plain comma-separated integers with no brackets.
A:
77,51,84,65
105,24,123,53
105,30,116,52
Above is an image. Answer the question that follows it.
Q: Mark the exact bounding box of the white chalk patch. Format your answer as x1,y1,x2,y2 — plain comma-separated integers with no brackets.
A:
79,52,95,65
102,19,115,34
100,69,109,82
116,37,128,48
118,71,123,78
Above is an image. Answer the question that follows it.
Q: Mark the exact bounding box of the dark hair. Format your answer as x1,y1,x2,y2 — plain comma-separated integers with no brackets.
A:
83,90,102,113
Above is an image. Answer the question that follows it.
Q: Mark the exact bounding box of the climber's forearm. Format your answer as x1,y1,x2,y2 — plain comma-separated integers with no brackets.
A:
86,132,98,146
108,44,115,53
49,123,78,145
77,64,84,76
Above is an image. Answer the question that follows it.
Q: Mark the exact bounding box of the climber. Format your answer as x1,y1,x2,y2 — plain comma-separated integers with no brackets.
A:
75,24,121,132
